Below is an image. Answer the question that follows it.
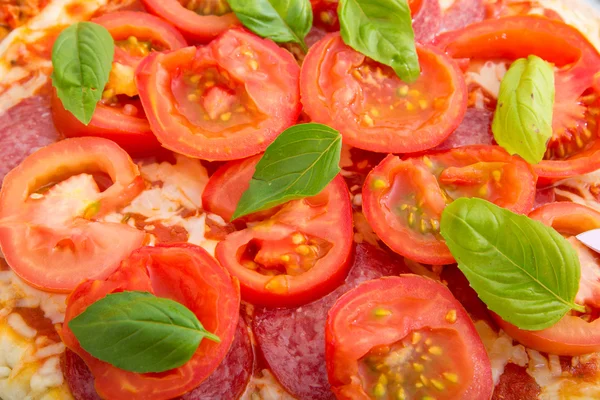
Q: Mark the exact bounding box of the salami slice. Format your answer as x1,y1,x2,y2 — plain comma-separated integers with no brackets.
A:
0,94,60,185
413,0,442,43
440,0,486,33
253,243,409,400
432,108,494,151
64,317,253,400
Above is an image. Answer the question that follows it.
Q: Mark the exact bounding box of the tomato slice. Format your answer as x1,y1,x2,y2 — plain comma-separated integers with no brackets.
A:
301,33,467,154
0,137,146,292
493,202,600,356
362,145,536,265
435,16,600,181
60,243,240,400
141,0,239,43
202,155,353,307
136,29,302,161
326,275,493,400
52,12,188,156
310,0,440,42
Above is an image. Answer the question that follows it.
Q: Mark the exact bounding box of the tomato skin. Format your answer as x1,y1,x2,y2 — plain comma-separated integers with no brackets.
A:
203,156,354,307
136,29,302,161
51,90,160,156
435,16,600,181
301,33,467,154
494,202,600,356
141,0,239,43
326,275,493,400
363,145,536,265
0,137,146,292
60,243,241,400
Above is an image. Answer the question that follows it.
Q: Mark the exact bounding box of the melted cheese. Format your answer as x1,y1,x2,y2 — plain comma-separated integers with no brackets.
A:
241,369,295,400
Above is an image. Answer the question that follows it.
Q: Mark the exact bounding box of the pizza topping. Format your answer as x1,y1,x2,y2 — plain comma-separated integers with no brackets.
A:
301,33,467,153
135,28,301,161
228,0,313,51
338,0,419,82
326,275,493,399
363,145,536,265
233,123,342,220
441,198,585,330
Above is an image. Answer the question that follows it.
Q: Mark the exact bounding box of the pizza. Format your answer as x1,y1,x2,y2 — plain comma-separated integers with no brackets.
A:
0,0,600,399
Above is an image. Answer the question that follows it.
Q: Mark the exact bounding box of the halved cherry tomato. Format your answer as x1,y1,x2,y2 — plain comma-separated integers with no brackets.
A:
136,28,302,161
435,16,600,181
362,145,537,265
326,275,493,400
0,137,146,292
301,33,467,154
202,155,353,307
141,0,239,43
60,243,241,400
52,12,188,156
310,0,441,42
494,202,600,356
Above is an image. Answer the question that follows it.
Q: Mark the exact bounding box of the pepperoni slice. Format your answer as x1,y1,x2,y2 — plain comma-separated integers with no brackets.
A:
252,244,409,400
432,108,494,151
63,316,253,400
0,95,60,185
440,0,485,33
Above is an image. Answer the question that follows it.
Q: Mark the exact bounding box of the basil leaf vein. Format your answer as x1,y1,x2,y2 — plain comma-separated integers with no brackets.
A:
228,0,313,51
232,123,342,220
51,22,114,125
440,198,584,331
492,55,555,164
69,291,219,373
338,0,420,82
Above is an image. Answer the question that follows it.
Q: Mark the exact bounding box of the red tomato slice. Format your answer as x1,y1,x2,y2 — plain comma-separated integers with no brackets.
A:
60,243,241,400
435,16,600,181
141,0,239,43
362,145,537,265
494,202,600,356
202,155,354,307
136,29,302,161
326,275,493,400
52,12,188,156
310,0,440,42
301,33,467,154
0,137,146,292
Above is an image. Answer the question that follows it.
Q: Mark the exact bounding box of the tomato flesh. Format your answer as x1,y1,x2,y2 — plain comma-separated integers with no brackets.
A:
362,146,536,265
435,16,600,180
494,202,600,356
326,275,493,400
301,33,467,153
60,243,240,400
136,29,302,161
0,137,146,292
203,156,354,307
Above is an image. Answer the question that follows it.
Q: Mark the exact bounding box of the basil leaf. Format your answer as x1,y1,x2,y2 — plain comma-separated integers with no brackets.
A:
51,22,114,125
69,291,220,373
232,123,342,220
440,198,585,331
338,0,420,83
228,0,313,52
492,55,555,164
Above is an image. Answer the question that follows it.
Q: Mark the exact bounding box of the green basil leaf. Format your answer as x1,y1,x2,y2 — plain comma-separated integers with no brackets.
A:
440,198,585,331
338,0,419,83
228,0,313,52
492,55,555,164
51,22,114,125
232,123,342,220
69,291,220,373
